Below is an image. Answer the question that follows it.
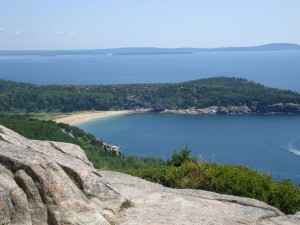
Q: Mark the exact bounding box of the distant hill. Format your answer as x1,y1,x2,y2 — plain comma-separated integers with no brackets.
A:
204,43,300,52
0,43,299,56
1,77,300,114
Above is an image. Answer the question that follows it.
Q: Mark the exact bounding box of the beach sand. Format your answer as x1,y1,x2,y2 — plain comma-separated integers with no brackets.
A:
54,110,134,125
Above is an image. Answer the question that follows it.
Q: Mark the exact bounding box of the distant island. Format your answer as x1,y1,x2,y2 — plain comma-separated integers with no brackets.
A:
1,77,300,114
0,43,299,56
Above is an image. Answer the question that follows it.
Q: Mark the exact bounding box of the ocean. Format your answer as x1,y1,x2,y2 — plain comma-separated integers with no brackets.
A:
0,50,300,92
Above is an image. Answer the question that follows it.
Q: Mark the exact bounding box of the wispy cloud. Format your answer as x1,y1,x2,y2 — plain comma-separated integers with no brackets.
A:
0,28,6,32
11,30,22,36
53,30,64,35
53,30,77,36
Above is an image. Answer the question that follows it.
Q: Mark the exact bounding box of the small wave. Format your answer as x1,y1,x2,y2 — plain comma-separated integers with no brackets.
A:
111,145,120,150
288,146,300,156
287,136,300,156
265,139,290,153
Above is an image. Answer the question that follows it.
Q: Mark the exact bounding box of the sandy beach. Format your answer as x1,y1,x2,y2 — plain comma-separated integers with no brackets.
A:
54,110,134,125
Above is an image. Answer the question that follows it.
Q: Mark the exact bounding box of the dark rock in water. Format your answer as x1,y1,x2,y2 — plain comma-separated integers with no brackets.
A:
103,142,120,156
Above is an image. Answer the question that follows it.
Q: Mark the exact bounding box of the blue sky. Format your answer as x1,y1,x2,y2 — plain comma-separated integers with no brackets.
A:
0,0,299,50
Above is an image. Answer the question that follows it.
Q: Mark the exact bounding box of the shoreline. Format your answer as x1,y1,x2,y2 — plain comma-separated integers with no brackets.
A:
53,104,300,125
54,110,136,125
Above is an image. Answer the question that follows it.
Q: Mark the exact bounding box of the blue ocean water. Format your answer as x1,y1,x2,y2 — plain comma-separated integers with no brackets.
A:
78,114,300,183
0,50,300,92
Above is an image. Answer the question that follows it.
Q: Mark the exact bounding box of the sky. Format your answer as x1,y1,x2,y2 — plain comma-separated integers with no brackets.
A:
0,0,299,50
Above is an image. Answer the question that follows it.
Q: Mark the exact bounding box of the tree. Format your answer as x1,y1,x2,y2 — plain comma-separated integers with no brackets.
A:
168,145,197,167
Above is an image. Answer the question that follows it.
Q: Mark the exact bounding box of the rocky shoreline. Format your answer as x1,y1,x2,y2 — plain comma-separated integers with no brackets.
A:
103,142,121,156
161,106,251,115
53,103,300,127
159,103,300,115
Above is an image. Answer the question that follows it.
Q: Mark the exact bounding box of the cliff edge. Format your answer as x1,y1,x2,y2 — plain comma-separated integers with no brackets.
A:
0,125,299,225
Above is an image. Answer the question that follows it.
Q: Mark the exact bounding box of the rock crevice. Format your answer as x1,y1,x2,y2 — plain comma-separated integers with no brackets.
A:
0,125,125,225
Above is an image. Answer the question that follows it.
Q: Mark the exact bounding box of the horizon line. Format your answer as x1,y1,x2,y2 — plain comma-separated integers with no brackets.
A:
0,43,300,52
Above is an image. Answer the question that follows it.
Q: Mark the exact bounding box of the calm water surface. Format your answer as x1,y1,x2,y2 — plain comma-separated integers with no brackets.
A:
0,51,300,92
78,114,300,183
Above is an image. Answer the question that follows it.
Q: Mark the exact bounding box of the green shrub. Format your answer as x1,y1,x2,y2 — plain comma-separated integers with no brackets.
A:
200,163,273,203
126,162,300,214
268,180,300,214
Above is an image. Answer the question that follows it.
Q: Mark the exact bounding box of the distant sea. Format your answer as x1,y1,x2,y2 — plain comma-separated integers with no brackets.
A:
0,50,300,92
1,50,300,183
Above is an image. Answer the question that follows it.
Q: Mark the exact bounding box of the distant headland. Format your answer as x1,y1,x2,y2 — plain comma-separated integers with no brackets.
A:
0,43,299,56
1,77,300,116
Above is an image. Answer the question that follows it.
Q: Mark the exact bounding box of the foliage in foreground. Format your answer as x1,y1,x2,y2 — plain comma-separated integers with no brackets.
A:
127,150,300,215
0,114,165,170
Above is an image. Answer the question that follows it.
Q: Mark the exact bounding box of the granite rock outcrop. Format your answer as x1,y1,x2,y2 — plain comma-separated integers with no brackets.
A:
0,125,126,225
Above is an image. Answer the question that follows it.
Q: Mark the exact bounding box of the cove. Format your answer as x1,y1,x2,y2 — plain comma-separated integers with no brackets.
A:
77,113,300,184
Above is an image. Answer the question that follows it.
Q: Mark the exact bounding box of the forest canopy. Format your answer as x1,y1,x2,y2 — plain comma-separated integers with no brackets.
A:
1,77,300,113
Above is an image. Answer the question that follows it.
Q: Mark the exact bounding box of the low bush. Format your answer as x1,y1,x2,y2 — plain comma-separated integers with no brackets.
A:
127,162,300,214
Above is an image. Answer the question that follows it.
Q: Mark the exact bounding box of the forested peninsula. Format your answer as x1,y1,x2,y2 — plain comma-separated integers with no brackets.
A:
1,77,300,114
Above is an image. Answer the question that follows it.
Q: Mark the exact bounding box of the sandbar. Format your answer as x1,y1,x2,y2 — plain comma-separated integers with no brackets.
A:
54,110,134,125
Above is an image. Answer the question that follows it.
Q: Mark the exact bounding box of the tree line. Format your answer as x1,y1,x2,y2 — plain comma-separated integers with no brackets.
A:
1,77,300,113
